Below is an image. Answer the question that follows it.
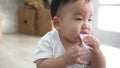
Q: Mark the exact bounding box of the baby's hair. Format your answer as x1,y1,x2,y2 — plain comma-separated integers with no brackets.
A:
50,0,91,19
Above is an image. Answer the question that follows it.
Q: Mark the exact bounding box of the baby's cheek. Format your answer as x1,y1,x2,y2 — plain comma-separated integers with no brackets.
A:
89,25,92,32
69,29,78,34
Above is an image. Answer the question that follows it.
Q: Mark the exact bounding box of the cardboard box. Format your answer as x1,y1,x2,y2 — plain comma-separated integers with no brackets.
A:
18,8,36,35
0,16,2,40
36,9,52,36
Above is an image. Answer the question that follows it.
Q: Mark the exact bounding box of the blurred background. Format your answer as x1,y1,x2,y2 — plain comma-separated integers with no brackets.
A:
0,0,120,68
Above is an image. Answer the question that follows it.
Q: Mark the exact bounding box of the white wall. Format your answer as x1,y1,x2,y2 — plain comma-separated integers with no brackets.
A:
0,0,24,33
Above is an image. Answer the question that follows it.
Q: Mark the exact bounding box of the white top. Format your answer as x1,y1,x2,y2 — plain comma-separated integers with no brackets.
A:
33,30,91,68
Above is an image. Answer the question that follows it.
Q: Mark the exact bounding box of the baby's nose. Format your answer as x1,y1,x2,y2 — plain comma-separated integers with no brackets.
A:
81,22,89,29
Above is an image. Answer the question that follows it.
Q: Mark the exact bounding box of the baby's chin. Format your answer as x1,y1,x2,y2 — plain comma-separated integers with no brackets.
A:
76,38,82,45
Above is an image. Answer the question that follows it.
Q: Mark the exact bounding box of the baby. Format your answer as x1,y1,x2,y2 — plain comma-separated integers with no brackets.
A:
33,0,106,68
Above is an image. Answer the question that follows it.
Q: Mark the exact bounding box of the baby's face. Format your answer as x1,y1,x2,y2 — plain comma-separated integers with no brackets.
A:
57,0,93,43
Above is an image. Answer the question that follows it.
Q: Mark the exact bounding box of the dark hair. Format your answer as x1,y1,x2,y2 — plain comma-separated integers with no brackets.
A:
50,0,91,19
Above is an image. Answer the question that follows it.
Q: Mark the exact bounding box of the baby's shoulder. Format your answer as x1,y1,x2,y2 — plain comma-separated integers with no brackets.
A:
39,30,59,43
37,30,59,48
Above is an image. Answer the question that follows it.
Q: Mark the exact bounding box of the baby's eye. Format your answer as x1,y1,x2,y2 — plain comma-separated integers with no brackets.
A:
75,18,82,21
88,19,92,23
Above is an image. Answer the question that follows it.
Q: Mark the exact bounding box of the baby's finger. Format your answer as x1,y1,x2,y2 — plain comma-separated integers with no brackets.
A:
72,46,82,54
73,51,86,58
76,58,88,65
86,40,99,49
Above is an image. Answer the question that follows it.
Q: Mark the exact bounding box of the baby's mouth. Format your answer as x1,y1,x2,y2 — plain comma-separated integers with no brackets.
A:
80,31,89,35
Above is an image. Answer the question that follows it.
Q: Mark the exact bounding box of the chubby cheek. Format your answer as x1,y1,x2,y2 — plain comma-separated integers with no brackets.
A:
70,29,80,36
60,21,81,41
69,25,81,36
65,27,80,40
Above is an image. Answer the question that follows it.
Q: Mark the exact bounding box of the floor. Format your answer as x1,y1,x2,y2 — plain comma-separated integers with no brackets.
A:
0,33,120,68
0,33,40,68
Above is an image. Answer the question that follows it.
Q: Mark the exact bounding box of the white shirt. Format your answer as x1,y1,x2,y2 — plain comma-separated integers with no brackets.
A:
33,30,91,68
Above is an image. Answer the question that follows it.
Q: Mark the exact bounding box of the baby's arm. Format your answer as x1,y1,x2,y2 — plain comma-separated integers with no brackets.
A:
36,46,87,68
84,35,106,68
36,57,67,68
90,49,106,68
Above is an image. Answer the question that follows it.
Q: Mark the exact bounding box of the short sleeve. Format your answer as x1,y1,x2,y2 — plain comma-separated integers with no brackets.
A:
33,39,53,62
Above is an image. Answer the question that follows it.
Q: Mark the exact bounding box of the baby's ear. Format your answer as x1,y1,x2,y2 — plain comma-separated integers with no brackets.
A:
52,16,61,30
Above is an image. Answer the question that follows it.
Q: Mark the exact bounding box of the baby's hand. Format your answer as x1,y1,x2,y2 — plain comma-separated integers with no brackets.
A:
84,35,100,54
62,45,87,65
